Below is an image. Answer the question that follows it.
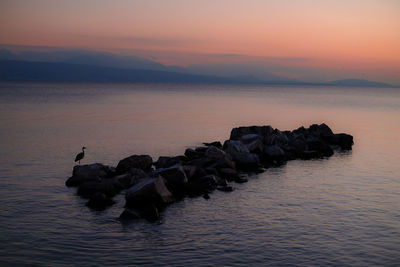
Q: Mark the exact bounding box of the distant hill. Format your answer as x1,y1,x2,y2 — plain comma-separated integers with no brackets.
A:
328,79,394,88
0,60,396,87
0,60,235,83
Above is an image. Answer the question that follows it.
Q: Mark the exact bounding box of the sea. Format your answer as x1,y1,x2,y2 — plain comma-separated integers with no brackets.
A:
0,82,399,266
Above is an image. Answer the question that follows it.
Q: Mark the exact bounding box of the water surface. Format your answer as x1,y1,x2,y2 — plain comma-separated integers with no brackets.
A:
0,83,399,266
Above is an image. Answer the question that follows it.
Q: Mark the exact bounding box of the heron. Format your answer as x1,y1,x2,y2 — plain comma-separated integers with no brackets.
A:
74,147,86,165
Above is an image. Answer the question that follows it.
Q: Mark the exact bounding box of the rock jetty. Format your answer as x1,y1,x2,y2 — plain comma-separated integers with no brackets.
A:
65,123,353,221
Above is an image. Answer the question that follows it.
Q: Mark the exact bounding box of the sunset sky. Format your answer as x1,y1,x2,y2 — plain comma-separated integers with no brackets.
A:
1,0,399,83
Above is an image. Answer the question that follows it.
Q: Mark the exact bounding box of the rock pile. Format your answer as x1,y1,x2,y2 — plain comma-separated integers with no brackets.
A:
65,123,353,221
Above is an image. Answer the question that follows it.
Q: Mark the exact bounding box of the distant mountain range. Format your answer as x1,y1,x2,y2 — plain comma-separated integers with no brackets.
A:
0,59,396,88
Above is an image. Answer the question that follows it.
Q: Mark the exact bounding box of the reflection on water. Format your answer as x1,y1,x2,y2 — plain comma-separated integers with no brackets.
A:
0,83,399,266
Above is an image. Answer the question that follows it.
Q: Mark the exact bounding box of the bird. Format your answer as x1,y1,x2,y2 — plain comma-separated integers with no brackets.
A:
74,147,86,165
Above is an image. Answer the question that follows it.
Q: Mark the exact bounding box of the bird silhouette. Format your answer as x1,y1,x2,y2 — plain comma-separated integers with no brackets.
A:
75,147,86,165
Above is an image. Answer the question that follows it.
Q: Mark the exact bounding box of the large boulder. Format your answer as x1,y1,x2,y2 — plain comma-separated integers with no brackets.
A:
245,139,264,154
204,146,226,160
184,148,201,160
321,133,354,150
153,156,187,169
309,123,334,137
66,163,111,187
125,176,174,209
185,174,217,196
230,125,273,140
115,168,148,189
306,138,334,157
224,140,259,169
223,140,249,154
116,155,153,174
336,133,354,150
77,177,123,198
263,145,286,162
153,164,188,198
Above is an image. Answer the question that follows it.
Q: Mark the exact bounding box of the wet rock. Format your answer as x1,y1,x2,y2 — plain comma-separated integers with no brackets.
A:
116,155,153,174
66,163,111,187
86,192,115,211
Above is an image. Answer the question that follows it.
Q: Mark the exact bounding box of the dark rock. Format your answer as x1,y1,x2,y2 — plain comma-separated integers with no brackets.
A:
310,123,334,137
232,152,260,169
263,145,286,161
215,175,228,186
223,140,260,169
203,193,210,199
153,164,188,197
217,185,235,192
218,168,239,181
154,156,187,169
77,177,123,198
194,146,208,153
125,176,174,209
224,140,250,154
235,177,248,183
139,204,160,222
66,163,110,187
116,155,153,174
230,125,273,140
300,150,320,160
240,134,261,144
336,133,354,150
307,138,334,157
86,192,115,211
185,174,217,196
184,148,200,160
204,146,226,160
203,141,223,148
245,139,264,154
119,208,141,220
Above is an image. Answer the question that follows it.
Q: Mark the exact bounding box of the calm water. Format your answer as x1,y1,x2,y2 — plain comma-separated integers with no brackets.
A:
0,82,399,266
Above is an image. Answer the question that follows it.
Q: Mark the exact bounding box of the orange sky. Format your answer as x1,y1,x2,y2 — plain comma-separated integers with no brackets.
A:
1,0,399,83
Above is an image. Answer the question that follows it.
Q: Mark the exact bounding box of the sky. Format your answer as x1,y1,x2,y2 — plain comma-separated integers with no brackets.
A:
1,0,399,84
